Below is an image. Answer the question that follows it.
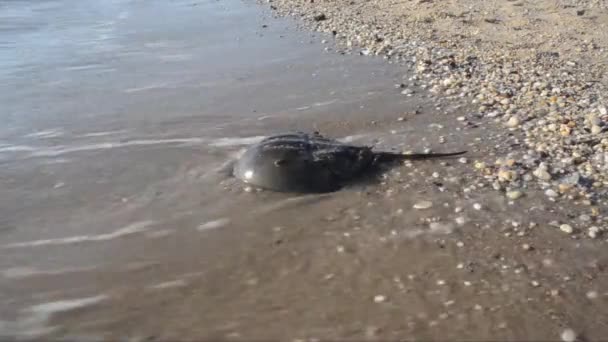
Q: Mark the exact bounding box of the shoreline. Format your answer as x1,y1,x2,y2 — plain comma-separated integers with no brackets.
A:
263,0,608,215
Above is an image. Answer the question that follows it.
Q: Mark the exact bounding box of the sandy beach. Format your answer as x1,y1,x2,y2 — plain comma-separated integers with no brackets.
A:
1,0,607,340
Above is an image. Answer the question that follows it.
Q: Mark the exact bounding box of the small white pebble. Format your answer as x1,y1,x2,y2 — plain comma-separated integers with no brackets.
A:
456,241,464,247
413,200,433,210
336,245,345,253
560,224,574,234
560,328,577,342
473,203,482,210
506,190,523,200
437,279,446,286
531,280,540,287
545,189,559,198
588,226,600,239
458,157,468,164
464,281,472,287
373,295,387,303
586,290,599,299
473,304,483,310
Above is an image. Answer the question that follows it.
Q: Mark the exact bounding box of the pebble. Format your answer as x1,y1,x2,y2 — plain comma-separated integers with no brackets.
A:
560,328,577,342
560,224,574,234
545,189,559,198
588,226,600,239
373,295,387,303
506,116,520,128
533,164,552,181
268,0,608,244
458,157,468,164
413,200,433,209
506,190,524,200
586,290,599,299
473,203,482,210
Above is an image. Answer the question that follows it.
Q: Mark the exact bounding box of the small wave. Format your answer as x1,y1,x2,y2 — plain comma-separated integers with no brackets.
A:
0,145,36,153
313,99,338,107
29,138,206,157
28,295,108,316
62,64,104,71
78,130,127,138
147,279,187,290
1,135,262,160
24,129,64,139
295,99,338,111
208,135,265,147
0,295,108,339
145,229,175,238
158,54,192,62
1,266,98,279
197,218,230,231
3,221,155,249
124,83,171,93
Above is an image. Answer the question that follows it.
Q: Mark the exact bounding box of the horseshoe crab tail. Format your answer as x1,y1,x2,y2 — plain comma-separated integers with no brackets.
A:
374,150,467,162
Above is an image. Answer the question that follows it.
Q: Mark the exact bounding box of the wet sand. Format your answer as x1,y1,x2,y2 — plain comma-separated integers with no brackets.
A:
1,0,608,341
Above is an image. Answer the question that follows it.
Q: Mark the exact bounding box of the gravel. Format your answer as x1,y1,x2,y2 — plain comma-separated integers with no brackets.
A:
263,0,608,229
